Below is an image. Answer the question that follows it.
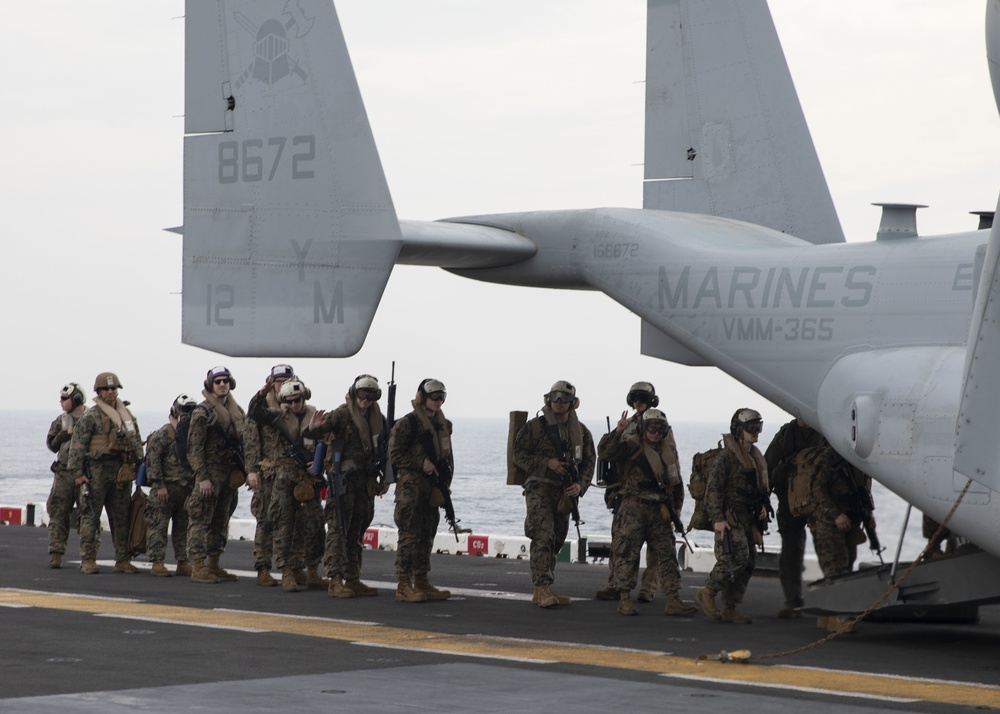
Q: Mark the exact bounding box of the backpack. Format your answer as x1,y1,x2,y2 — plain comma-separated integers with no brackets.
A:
172,412,193,471
788,444,829,518
687,442,723,531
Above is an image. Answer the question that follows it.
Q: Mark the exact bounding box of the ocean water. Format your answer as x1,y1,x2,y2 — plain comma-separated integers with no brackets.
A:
2,410,927,560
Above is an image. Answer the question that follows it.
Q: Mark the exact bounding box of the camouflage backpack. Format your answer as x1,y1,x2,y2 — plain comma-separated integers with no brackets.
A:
687,442,723,531
788,444,830,518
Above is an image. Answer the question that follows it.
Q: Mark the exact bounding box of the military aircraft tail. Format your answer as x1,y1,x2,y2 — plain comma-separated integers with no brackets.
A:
181,0,401,357
643,0,844,244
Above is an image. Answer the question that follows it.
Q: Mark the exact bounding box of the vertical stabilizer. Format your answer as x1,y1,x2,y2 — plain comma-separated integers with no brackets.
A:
182,0,401,357
643,0,844,244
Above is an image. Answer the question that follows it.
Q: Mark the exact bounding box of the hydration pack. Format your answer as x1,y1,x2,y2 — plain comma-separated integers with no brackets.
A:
173,412,193,471
687,442,723,531
788,444,829,518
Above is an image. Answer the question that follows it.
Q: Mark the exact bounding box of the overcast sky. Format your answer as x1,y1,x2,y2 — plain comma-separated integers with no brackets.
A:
4,1,999,428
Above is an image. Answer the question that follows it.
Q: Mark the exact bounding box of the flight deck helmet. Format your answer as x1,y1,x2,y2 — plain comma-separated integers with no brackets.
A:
626,381,659,408
545,380,579,409
730,408,763,437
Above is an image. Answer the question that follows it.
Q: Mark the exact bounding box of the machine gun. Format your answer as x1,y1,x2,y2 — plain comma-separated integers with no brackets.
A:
414,428,465,541
376,362,397,486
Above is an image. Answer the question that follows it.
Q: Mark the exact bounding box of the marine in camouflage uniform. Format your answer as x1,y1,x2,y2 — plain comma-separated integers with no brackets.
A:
808,444,875,579
143,394,197,577
388,379,455,603
694,409,769,624
513,381,595,608
66,372,144,574
248,377,326,592
599,408,697,617
245,364,295,587
45,383,88,568
186,366,257,584
305,375,387,598
595,382,662,602
764,418,825,617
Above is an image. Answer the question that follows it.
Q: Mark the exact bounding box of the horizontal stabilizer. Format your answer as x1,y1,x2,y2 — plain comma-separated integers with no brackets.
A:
182,0,400,357
640,320,710,366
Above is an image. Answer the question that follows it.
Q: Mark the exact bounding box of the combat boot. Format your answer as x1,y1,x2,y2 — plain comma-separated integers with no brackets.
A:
665,592,697,616
329,578,356,598
531,586,559,609
306,566,329,591
175,560,193,576
396,578,428,603
827,616,856,634
549,589,571,606
80,559,100,575
594,586,619,601
48,553,62,569
282,567,299,592
207,555,237,582
191,559,220,584
114,560,139,574
618,591,638,616
150,560,172,577
815,615,830,629
637,589,654,603
694,586,720,620
345,579,378,597
293,569,307,586
413,575,451,601
256,568,278,587
720,606,752,624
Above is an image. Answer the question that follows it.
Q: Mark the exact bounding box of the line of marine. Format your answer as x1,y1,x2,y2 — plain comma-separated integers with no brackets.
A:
43,367,889,628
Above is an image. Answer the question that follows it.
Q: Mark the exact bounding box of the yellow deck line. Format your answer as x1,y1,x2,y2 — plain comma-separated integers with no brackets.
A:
3,588,998,708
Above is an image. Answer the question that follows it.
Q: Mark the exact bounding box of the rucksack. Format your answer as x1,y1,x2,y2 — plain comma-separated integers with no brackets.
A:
687,442,723,531
788,444,829,518
172,412,193,471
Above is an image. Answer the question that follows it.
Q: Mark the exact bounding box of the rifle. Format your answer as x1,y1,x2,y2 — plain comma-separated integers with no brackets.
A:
80,459,98,526
596,416,613,487
557,439,585,542
221,428,248,475
322,439,348,559
414,428,465,541
376,362,397,486
739,467,773,551
634,450,692,551
838,463,884,563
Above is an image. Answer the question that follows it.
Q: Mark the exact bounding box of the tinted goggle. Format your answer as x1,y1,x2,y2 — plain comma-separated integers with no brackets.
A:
644,422,667,435
426,392,446,403
285,396,304,405
549,391,574,404
357,390,379,401
742,421,763,434
628,391,653,404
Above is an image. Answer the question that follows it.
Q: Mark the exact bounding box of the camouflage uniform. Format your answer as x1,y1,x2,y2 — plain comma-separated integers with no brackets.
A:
185,397,253,564
389,409,453,583
808,446,873,578
599,430,684,598
66,403,143,564
247,391,285,572
704,435,768,609
764,420,824,610
247,392,324,573
144,422,193,565
307,402,384,584
513,413,595,588
45,410,83,558
597,415,660,598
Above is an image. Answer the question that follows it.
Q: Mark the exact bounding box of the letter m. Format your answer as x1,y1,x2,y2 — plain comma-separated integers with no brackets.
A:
658,266,689,310
314,280,344,324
